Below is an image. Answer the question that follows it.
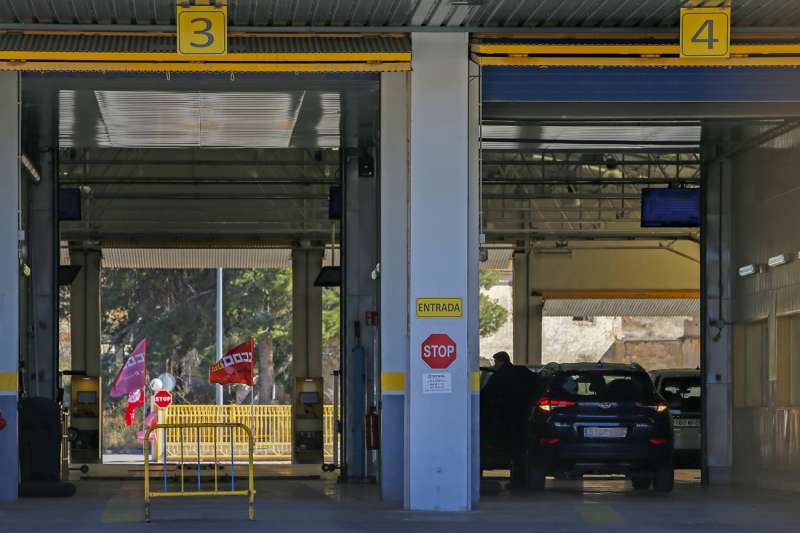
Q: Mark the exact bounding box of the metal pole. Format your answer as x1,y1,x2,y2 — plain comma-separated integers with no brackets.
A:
216,268,223,405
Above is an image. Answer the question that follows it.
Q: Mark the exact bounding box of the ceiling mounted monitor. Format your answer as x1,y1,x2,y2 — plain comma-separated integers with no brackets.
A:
641,188,700,228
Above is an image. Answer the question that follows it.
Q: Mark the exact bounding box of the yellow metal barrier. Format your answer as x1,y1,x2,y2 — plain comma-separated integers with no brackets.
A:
157,405,335,462
144,422,255,522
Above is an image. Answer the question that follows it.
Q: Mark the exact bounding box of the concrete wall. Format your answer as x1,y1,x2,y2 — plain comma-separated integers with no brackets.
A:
729,126,800,491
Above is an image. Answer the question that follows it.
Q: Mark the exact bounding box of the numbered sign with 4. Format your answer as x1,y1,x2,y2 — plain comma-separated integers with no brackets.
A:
680,7,731,58
177,2,228,56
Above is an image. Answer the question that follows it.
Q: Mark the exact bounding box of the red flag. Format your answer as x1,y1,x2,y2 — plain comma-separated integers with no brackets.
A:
210,337,255,386
110,339,147,398
124,389,144,427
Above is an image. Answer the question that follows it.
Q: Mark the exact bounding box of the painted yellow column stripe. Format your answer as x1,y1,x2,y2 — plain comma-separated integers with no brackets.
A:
471,372,481,393
0,371,18,393
381,372,405,393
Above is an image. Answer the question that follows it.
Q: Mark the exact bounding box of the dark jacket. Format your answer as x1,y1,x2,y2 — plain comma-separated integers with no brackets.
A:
481,364,539,450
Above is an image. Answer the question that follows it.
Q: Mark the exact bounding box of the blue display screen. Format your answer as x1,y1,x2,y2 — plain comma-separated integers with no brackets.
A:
641,188,700,228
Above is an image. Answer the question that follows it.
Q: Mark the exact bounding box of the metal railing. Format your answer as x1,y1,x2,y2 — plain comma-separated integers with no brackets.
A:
144,422,255,522
156,405,335,461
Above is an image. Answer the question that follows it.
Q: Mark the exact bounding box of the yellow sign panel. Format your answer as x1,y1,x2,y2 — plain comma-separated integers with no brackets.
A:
177,2,228,56
680,7,731,58
416,298,463,318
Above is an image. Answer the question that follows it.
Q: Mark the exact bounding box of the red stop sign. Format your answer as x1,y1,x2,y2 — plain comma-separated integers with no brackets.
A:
421,333,457,369
154,390,172,409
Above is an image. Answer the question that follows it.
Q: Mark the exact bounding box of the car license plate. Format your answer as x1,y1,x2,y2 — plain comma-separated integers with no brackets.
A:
584,427,627,439
673,419,700,428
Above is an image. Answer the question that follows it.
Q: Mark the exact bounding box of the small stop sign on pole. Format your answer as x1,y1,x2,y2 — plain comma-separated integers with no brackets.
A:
421,333,457,369
154,390,172,409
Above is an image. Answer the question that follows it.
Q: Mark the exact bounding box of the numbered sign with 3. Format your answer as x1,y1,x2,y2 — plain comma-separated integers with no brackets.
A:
680,7,731,58
177,2,228,56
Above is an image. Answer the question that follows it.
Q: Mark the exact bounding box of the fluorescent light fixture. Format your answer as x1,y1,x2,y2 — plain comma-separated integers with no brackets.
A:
738,264,756,277
768,254,790,268
20,153,41,183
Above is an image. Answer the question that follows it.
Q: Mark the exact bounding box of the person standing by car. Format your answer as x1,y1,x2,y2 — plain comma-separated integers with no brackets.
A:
481,351,538,490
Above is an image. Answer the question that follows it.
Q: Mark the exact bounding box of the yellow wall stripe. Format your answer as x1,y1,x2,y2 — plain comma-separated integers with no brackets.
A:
0,51,411,63
381,372,405,393
0,61,410,73
0,371,18,393
475,55,800,68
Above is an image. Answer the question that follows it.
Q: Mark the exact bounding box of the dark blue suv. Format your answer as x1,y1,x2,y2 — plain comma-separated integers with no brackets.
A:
527,362,674,492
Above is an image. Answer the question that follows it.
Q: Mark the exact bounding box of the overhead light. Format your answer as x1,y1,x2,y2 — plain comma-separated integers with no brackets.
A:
768,254,790,268
738,264,756,277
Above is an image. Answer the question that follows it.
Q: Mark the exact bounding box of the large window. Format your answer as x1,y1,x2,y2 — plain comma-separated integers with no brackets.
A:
733,321,767,408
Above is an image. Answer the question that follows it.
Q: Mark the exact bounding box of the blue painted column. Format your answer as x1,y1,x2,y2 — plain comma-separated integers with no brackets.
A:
0,72,20,501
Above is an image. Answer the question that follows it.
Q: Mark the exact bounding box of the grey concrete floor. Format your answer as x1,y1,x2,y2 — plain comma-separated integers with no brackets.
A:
2,473,799,532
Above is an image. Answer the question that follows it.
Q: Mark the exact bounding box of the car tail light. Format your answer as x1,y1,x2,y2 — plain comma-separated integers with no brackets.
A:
648,438,668,446
638,402,670,413
537,397,577,412
539,437,561,445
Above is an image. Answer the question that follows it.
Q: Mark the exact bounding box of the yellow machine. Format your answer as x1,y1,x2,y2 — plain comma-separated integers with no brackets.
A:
69,376,100,463
292,377,324,464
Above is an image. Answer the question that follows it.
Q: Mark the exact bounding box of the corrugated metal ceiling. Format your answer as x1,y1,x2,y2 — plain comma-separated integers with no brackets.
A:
0,1,797,30
544,298,700,317
0,32,409,52
482,122,701,151
59,89,341,148
97,246,515,270
100,247,340,269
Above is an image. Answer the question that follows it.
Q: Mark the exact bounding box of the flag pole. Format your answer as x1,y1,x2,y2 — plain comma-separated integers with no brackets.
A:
250,337,255,451
216,268,224,405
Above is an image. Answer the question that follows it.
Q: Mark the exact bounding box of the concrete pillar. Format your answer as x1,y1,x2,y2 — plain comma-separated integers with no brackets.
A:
68,248,102,463
291,248,323,380
701,126,734,484
27,90,58,400
467,60,481,506
512,251,543,365
406,33,474,511
379,71,408,502
69,249,102,377
0,72,20,502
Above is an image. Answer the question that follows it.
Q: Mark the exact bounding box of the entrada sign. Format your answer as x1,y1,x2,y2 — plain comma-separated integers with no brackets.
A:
416,297,463,318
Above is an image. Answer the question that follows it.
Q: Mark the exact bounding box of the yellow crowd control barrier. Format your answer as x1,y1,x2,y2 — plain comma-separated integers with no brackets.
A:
155,405,335,462
144,422,255,522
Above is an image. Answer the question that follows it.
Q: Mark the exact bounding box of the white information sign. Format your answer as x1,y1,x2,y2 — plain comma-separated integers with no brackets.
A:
422,373,452,394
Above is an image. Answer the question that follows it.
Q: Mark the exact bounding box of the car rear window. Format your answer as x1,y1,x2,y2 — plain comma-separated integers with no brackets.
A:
548,371,656,402
659,376,701,412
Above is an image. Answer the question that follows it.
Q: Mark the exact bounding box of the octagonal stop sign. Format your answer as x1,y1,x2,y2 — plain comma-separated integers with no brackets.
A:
154,390,173,409
421,333,457,369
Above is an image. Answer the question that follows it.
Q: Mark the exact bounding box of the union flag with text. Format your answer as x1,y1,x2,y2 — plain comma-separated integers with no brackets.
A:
209,337,255,386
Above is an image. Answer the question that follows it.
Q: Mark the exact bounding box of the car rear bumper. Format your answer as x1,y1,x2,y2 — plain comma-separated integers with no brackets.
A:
532,441,673,475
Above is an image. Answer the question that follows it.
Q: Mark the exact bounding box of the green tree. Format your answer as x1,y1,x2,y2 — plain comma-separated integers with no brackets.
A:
479,269,509,338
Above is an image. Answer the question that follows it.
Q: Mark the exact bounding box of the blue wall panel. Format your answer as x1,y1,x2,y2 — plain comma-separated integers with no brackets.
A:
483,67,800,103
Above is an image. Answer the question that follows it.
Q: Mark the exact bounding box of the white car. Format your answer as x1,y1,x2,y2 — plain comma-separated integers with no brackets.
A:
650,369,702,469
